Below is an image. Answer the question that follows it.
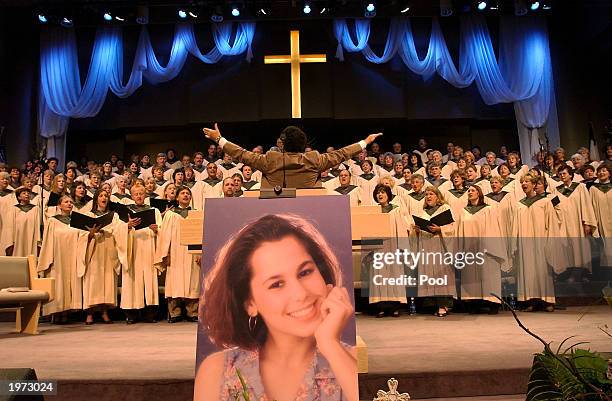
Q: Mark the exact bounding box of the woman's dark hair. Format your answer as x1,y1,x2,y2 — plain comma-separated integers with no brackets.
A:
373,183,392,204
70,182,87,201
279,126,307,153
469,185,486,206
409,152,424,169
172,168,184,182
91,189,110,213
202,214,341,350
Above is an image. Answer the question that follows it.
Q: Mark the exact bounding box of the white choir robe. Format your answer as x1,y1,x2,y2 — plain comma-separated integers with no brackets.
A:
217,163,240,179
251,169,263,183
554,182,598,270
484,190,515,271
78,212,128,309
375,165,394,178
456,204,507,303
111,193,135,206
356,174,378,206
329,185,362,207
191,166,207,181
368,205,409,304
500,177,524,203
155,209,200,300
73,199,93,214
120,207,163,309
590,182,611,266
471,178,492,195
440,163,454,180
37,216,84,315
153,181,170,198
405,191,426,218
0,193,13,255
242,181,261,191
443,188,469,222
409,167,427,178
138,168,174,181
3,204,41,257
410,204,457,298
321,176,339,191
511,195,560,303
493,164,528,179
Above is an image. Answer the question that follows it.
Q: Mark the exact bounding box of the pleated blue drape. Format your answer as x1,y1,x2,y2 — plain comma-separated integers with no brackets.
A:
38,22,255,164
334,16,558,165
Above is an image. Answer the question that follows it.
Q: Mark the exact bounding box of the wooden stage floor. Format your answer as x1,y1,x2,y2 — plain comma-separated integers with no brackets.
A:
0,306,610,400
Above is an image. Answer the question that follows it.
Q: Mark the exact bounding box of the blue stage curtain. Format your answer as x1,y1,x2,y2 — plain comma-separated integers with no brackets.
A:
38,22,255,165
334,16,558,166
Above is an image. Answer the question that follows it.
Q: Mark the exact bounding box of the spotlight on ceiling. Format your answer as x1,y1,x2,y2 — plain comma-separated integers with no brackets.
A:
530,1,540,10
477,1,487,10
258,8,268,15
136,6,149,24
178,9,187,19
103,12,112,21
400,6,410,13
115,15,125,22
60,16,73,27
232,7,240,16
38,14,48,23
189,10,198,18
440,0,453,16
366,2,375,12
303,3,311,14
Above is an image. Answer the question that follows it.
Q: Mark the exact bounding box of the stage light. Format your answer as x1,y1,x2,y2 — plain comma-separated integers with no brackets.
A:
189,11,198,18
530,1,540,10
440,0,453,16
489,1,499,10
400,6,410,13
103,12,112,21
115,16,125,22
366,2,375,12
136,6,149,24
178,9,187,19
60,17,73,27
477,1,487,10
303,4,311,14
259,8,267,15
38,14,48,23
320,7,327,14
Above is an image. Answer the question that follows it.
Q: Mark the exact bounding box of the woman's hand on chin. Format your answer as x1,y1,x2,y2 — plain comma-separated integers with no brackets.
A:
314,285,353,356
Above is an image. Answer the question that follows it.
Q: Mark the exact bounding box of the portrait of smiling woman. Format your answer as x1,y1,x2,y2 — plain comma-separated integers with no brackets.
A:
194,214,358,401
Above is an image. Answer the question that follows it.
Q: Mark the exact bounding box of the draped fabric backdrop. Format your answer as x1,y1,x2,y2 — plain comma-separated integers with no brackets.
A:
38,16,557,167
38,22,255,166
334,15,559,166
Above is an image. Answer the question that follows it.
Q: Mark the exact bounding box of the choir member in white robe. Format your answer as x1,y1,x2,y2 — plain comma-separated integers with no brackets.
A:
425,163,451,192
3,188,40,257
231,173,245,197
37,195,83,322
70,182,93,213
191,152,207,180
240,165,261,191
44,174,68,220
396,168,412,192
430,151,454,179
485,176,515,270
32,170,54,225
86,172,102,197
407,153,427,177
221,177,236,198
391,160,405,186
511,174,559,311
466,165,492,194
410,186,456,317
7,167,22,191
217,153,240,179
369,184,409,317
497,163,524,201
110,176,133,205
80,190,128,324
413,138,432,165
356,160,378,206
101,162,116,187
456,186,507,312
590,164,611,266
444,170,469,219
375,153,395,177
152,166,170,198
331,170,362,207
0,172,14,255
406,174,427,216
554,165,597,271
144,177,159,204
320,169,339,190
120,183,163,323
155,187,201,322
493,152,528,179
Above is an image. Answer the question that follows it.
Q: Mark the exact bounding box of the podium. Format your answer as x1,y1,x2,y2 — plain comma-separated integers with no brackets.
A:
178,189,393,374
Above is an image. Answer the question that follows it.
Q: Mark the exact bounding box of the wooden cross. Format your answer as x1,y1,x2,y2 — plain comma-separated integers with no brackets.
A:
264,30,326,119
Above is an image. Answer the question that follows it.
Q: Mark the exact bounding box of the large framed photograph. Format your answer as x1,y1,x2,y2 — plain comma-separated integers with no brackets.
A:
194,196,357,401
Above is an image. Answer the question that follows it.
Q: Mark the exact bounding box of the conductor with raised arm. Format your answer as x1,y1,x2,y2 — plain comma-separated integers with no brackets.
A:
203,124,382,189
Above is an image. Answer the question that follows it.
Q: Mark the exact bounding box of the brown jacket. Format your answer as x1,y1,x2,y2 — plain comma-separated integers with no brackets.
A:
222,140,363,189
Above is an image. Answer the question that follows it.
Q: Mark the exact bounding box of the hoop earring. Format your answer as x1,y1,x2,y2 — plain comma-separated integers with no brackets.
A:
248,315,258,333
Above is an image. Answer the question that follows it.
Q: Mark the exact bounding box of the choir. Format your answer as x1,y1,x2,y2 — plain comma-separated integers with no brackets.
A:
0,139,610,323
